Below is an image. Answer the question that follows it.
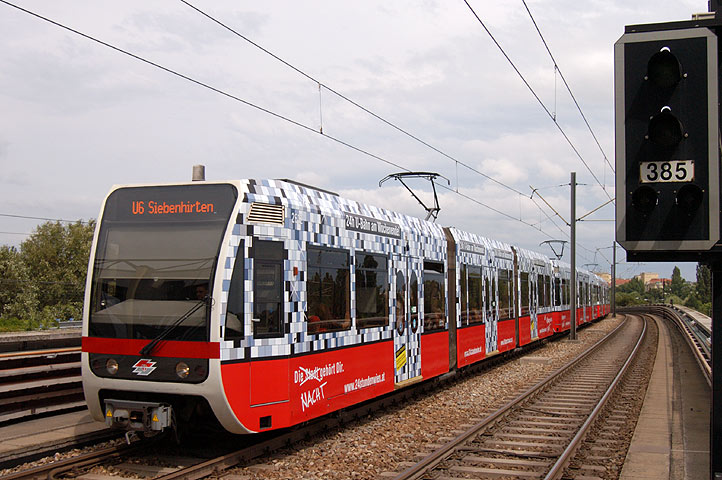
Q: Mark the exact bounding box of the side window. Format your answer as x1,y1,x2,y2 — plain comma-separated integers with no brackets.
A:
410,272,419,333
423,261,445,332
396,271,406,334
520,272,530,316
253,240,284,338
498,269,511,320
460,265,468,326
554,278,562,307
355,253,389,329
489,273,496,319
225,241,244,340
468,266,483,325
578,281,583,304
307,246,350,334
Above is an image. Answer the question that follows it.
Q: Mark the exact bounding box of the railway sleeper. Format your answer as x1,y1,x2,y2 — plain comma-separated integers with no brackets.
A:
0,352,80,370
462,455,548,468
0,363,81,384
450,464,542,478
0,376,81,397
0,386,84,412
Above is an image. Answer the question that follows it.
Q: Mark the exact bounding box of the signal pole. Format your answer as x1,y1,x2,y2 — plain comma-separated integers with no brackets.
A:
611,242,616,317
570,172,576,340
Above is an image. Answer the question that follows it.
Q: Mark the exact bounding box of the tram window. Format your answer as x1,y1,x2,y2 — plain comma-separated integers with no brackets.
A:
460,265,468,325
410,272,419,332
253,240,284,338
520,272,530,316
544,275,551,307
423,261,445,332
225,241,244,340
468,267,483,325
396,271,406,334
489,274,496,318
498,269,512,320
554,278,562,307
307,246,350,334
355,253,389,329
578,281,583,304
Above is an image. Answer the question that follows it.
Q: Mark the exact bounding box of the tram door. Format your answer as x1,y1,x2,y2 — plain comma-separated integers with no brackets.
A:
530,273,539,340
393,256,422,386
484,267,497,354
578,280,586,324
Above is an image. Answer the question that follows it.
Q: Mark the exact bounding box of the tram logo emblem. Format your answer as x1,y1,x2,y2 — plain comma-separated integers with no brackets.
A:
132,359,157,376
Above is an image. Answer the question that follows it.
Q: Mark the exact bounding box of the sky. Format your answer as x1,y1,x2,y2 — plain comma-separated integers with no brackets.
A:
0,0,710,281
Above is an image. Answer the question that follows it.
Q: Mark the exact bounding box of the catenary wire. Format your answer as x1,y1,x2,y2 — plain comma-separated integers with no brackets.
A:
521,0,614,175
179,0,531,199
0,0,408,176
181,0,578,241
462,0,614,203
0,213,91,224
0,0,566,241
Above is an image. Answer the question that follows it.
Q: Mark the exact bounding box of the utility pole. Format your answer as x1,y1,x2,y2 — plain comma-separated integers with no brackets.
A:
570,172,577,340
612,242,616,317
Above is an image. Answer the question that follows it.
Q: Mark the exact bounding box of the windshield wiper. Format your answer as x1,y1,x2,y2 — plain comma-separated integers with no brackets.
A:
139,296,209,356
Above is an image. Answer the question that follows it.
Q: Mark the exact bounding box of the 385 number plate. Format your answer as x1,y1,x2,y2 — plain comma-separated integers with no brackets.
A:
640,160,694,183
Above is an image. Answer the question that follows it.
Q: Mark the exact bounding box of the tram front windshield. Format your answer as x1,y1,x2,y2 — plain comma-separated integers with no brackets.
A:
88,184,237,341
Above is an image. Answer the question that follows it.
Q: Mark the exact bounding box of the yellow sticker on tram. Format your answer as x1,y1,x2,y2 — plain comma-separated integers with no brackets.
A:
395,345,407,370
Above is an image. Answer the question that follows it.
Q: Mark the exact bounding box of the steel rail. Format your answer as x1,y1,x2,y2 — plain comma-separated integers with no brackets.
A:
0,347,81,360
544,314,648,479
391,315,630,480
623,305,711,386
0,440,145,480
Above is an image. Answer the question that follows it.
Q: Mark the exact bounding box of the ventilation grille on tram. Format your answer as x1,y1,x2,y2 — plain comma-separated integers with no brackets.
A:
247,203,285,225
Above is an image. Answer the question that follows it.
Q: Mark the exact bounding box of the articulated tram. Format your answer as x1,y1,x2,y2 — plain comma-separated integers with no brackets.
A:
81,179,609,435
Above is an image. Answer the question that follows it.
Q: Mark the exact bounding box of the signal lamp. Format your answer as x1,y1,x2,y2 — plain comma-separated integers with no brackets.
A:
676,184,703,214
631,186,658,214
647,109,684,147
646,48,682,88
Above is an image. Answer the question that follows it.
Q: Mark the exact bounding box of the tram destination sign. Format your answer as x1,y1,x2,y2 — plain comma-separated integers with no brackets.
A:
344,212,401,239
105,184,238,223
459,241,486,255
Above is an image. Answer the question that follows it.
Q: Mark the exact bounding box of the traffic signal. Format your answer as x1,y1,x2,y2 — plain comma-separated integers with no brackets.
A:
615,27,719,253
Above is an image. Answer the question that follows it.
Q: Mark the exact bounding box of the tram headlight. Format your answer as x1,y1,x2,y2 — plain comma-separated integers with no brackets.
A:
175,362,190,379
106,358,119,375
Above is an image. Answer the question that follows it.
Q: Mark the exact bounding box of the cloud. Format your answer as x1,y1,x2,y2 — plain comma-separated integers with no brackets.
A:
0,0,706,277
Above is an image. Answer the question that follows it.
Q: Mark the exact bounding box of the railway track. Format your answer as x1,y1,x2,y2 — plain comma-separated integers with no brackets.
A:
0,346,84,423
2,321,611,480
390,314,649,480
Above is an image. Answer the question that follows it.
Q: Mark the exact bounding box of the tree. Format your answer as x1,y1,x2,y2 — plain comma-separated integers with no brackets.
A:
670,266,685,297
696,263,711,303
615,291,643,306
618,277,645,295
0,245,38,325
1,220,96,327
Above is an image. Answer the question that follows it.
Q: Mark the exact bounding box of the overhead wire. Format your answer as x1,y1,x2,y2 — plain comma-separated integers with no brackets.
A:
179,0,532,200
461,0,614,203
0,213,91,224
0,0,409,177
521,0,614,176
181,0,577,240
0,0,562,240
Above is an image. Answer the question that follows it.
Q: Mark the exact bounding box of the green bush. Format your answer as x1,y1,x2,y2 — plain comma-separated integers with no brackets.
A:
0,316,32,332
